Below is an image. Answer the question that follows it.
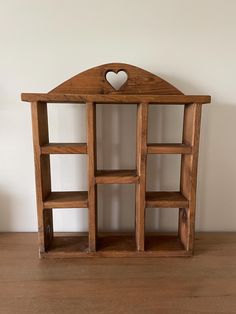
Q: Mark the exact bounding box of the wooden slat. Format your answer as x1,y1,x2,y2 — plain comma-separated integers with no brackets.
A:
41,143,87,154
87,102,97,252
146,191,189,208
22,93,211,104
136,103,148,251
147,143,192,154
95,170,138,184
31,101,53,252
44,192,88,208
179,103,202,252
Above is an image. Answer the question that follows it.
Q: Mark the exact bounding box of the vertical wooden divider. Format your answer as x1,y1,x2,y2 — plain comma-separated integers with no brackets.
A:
136,102,148,251
87,102,97,252
179,103,202,252
31,101,53,253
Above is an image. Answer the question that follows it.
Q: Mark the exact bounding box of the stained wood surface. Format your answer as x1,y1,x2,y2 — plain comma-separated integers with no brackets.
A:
24,63,211,258
180,103,202,252
95,170,138,184
43,233,190,258
0,233,236,314
22,93,211,104
147,143,192,154
87,102,97,252
146,191,189,208
136,103,148,251
41,143,87,154
49,63,183,95
44,192,88,208
31,102,53,252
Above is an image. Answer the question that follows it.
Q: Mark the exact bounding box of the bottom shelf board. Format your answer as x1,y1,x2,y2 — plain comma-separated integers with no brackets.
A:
41,233,191,258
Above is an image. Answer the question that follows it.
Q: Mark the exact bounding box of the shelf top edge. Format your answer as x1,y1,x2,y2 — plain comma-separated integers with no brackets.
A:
21,93,211,104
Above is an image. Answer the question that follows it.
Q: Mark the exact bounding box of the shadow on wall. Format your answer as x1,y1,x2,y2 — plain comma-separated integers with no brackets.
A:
0,188,12,231
96,101,236,233
197,103,236,231
27,80,236,233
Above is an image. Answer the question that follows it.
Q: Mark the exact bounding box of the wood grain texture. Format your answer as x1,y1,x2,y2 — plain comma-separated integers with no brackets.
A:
22,93,211,104
23,63,210,258
44,192,88,208
31,102,53,252
1,233,236,314
49,63,183,95
95,170,138,184
41,143,87,154
146,191,189,208
42,233,189,258
147,143,192,154
87,102,97,252
179,103,202,252
136,103,148,251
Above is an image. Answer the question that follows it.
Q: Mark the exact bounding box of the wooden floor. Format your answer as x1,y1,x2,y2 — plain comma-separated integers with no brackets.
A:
0,233,236,314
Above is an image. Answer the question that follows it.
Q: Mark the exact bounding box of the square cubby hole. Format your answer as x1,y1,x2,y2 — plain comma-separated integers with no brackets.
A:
145,207,181,252
148,105,184,144
47,103,87,143
97,184,136,252
146,154,181,191
50,154,87,191
96,104,136,170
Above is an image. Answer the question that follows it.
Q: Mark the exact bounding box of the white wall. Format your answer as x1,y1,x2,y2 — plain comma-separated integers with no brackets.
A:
0,0,235,232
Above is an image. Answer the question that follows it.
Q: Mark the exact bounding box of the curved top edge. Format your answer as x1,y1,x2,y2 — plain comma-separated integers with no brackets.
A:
49,63,184,95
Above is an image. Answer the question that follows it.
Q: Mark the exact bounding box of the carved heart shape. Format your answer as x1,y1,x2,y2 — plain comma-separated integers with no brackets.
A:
106,70,128,91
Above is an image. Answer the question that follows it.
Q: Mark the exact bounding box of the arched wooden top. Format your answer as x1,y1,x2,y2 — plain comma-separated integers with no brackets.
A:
49,63,183,95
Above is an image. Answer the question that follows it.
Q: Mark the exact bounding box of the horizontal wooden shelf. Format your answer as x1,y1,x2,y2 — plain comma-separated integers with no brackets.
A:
41,233,190,258
44,192,88,208
146,191,189,208
21,93,211,104
147,143,192,154
95,170,138,184
41,143,87,154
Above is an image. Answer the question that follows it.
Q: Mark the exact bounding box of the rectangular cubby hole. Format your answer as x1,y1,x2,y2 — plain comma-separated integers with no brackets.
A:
146,154,188,237
48,208,89,253
147,105,190,154
146,154,181,191
148,105,184,144
50,154,88,192
97,184,136,252
45,154,89,253
47,103,87,144
96,104,137,171
145,208,184,252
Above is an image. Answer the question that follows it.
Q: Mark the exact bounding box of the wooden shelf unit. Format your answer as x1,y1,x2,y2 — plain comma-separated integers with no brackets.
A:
22,63,211,258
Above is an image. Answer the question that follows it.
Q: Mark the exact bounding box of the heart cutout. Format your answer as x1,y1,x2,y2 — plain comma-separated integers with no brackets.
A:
106,70,128,91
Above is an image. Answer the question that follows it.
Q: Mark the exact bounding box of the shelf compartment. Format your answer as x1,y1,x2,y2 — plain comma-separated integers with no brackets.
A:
95,170,138,184
147,143,191,154
146,191,189,208
44,191,88,208
41,233,190,258
47,234,89,255
41,143,87,154
145,234,186,254
97,234,136,252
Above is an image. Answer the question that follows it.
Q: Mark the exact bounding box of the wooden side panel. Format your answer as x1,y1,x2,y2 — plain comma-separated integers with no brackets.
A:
31,102,53,253
136,103,148,251
179,103,202,252
87,102,97,252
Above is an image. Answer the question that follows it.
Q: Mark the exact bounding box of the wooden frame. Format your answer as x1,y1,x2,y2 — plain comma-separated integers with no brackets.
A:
22,63,211,258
